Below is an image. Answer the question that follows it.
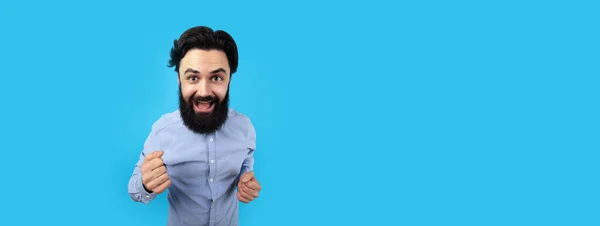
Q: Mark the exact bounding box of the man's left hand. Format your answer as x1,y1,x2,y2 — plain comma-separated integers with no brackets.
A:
237,171,261,203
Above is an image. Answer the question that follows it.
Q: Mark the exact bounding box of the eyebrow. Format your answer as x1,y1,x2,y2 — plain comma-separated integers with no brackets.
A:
184,68,200,74
210,68,226,74
184,68,227,74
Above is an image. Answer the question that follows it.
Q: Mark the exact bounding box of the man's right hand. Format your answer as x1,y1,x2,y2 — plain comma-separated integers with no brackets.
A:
141,151,171,194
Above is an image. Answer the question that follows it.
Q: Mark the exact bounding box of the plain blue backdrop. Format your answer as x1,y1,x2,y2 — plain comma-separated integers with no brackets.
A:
0,0,598,225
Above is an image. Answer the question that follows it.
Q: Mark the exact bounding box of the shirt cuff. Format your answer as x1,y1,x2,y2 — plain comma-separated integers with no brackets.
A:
137,176,156,204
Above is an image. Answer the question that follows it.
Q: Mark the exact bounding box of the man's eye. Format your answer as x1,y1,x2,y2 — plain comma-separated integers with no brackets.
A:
212,76,223,81
188,76,198,82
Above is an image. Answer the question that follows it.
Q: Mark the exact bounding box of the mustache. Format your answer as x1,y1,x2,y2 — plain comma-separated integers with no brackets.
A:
190,95,218,103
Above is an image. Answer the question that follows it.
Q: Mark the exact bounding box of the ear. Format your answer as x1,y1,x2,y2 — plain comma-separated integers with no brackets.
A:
177,74,181,85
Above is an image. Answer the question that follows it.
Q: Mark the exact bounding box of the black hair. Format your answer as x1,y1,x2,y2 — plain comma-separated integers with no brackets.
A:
168,26,238,75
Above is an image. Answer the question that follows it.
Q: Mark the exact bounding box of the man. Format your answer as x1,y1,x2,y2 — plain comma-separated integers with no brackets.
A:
128,26,261,226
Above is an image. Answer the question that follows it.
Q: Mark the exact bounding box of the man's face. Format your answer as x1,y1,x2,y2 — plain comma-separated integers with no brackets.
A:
178,49,231,134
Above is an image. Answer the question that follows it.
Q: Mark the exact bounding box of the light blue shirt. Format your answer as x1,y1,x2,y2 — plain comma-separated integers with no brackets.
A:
128,109,256,226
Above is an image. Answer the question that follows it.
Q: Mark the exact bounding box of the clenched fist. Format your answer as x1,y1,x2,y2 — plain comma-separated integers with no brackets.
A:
141,151,171,194
237,171,261,203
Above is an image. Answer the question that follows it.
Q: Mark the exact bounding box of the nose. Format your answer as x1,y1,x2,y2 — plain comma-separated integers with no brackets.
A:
197,80,210,97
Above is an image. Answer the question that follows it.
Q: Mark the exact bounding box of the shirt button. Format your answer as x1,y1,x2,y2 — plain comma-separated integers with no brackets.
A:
210,159,214,164
209,178,214,182
145,195,150,199
209,137,214,142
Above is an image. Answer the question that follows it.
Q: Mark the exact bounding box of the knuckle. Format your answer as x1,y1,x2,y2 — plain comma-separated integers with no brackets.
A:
146,178,154,186
142,174,150,183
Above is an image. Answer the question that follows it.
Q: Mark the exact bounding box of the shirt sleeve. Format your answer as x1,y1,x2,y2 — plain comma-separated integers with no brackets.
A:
239,118,256,177
128,127,162,204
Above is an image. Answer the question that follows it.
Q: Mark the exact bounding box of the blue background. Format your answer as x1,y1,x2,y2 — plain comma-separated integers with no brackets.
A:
0,0,598,225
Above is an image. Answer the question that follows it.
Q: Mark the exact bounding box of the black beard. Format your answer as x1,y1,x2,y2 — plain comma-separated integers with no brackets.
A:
179,86,229,134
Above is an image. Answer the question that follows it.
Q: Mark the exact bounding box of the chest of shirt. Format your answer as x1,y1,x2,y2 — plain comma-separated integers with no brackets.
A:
158,131,250,187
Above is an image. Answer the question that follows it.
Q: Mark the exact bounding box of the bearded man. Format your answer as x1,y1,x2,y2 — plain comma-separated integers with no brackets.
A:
128,26,261,226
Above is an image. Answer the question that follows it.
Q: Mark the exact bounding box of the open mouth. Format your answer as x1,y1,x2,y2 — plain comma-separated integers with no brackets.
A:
193,99,215,113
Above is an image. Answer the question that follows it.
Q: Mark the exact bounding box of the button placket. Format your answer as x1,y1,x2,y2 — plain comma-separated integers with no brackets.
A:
207,133,217,202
